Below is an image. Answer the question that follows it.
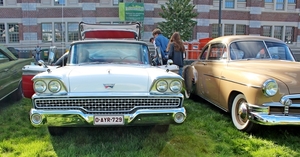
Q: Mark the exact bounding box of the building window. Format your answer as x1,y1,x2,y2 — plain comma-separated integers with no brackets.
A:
276,0,284,10
113,0,123,6
54,0,65,5
54,22,65,42
224,24,234,36
42,23,52,42
212,24,219,38
0,0,3,6
8,24,19,43
265,0,273,2
0,24,5,43
285,26,294,44
288,0,295,4
236,25,246,35
225,0,234,8
262,26,272,37
68,23,78,42
274,26,283,40
237,0,246,2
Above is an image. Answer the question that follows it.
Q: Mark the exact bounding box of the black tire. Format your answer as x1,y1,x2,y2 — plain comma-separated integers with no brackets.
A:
48,127,67,136
154,125,169,133
230,94,258,133
183,66,195,99
9,82,23,102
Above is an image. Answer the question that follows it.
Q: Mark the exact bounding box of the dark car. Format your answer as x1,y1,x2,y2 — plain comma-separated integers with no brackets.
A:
0,45,34,102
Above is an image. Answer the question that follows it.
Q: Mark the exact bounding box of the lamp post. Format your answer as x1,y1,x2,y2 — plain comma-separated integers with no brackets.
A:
218,0,222,37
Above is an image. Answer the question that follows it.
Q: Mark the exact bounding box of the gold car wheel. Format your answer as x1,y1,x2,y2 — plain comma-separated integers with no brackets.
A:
231,94,250,131
183,66,194,99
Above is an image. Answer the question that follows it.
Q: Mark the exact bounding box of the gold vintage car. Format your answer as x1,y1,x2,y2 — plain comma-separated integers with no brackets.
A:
183,35,300,132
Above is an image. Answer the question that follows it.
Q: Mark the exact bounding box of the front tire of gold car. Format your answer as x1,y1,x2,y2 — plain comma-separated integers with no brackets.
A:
183,66,194,99
231,94,257,133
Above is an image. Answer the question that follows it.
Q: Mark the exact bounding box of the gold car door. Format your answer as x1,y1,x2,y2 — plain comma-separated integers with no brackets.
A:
197,44,226,106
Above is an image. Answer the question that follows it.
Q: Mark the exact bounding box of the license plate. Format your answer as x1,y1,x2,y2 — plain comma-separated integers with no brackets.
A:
94,115,124,125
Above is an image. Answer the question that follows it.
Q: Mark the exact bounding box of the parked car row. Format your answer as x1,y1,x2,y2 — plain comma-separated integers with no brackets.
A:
2,23,300,135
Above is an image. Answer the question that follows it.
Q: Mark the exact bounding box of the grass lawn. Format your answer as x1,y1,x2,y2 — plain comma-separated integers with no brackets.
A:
1,97,300,157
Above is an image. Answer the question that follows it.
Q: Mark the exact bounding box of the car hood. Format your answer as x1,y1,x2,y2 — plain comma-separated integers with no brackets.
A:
229,60,300,94
35,64,179,93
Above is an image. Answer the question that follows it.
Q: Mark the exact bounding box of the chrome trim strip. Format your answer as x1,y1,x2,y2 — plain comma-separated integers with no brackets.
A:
30,107,186,127
204,74,261,89
248,103,300,125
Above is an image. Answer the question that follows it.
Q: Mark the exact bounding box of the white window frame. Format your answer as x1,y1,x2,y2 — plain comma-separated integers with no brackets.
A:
54,0,65,6
7,23,19,43
42,23,53,42
0,23,5,43
67,22,79,42
54,22,65,42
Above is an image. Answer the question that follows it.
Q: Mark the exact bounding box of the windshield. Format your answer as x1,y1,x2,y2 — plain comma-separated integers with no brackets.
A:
228,41,295,61
69,42,150,65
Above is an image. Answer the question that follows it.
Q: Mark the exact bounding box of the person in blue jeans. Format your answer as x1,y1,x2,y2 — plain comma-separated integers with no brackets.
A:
152,28,169,65
167,32,186,76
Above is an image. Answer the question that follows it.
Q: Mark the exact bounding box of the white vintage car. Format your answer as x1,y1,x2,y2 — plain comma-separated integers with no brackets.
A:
28,22,186,135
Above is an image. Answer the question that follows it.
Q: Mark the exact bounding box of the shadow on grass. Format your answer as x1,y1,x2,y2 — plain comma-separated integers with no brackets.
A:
49,126,170,156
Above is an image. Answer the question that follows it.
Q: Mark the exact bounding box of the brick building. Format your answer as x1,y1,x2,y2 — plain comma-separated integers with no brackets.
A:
0,0,299,52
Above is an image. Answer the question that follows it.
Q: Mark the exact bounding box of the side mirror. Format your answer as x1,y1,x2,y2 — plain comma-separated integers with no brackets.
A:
38,60,48,68
167,59,173,65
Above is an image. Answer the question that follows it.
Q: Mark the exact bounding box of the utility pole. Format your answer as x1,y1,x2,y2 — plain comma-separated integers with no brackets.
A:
218,0,222,37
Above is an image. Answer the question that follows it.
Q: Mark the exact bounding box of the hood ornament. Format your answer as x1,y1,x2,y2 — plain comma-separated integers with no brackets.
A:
103,84,115,89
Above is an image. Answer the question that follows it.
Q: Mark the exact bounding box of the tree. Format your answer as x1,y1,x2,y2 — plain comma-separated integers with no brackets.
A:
158,0,198,41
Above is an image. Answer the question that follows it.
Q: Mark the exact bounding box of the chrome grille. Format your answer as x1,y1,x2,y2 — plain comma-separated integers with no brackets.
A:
34,97,181,112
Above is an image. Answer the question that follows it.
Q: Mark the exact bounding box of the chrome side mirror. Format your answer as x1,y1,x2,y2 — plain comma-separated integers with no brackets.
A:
167,59,173,65
38,60,48,68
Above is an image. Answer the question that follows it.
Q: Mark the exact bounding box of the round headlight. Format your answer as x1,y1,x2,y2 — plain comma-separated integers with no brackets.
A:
156,80,168,92
34,80,47,93
262,79,278,97
170,80,182,93
48,80,61,93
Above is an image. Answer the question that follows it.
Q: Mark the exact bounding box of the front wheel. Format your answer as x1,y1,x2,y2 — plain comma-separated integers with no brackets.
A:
231,94,257,133
183,66,195,99
9,82,23,102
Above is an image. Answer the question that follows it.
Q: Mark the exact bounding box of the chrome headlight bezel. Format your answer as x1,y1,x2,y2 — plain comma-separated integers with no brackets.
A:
169,80,182,93
34,80,47,93
48,80,61,93
156,80,168,92
262,79,278,97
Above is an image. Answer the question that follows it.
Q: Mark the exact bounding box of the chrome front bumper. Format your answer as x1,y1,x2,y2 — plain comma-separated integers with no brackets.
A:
30,107,186,127
248,103,300,125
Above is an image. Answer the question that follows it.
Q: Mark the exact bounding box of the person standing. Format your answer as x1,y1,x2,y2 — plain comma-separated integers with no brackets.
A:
167,32,186,76
152,28,169,64
34,45,41,62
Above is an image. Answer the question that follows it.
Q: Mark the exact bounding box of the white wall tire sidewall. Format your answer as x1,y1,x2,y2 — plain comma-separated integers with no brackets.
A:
231,94,249,131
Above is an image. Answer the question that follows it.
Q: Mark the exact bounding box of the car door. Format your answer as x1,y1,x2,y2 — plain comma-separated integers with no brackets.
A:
0,50,12,100
193,45,209,97
195,43,226,106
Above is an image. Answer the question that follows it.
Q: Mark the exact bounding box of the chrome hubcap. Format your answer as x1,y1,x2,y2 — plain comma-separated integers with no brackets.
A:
237,101,248,123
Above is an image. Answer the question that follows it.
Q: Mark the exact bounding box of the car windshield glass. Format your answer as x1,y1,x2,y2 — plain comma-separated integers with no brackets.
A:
229,41,294,61
69,42,150,65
